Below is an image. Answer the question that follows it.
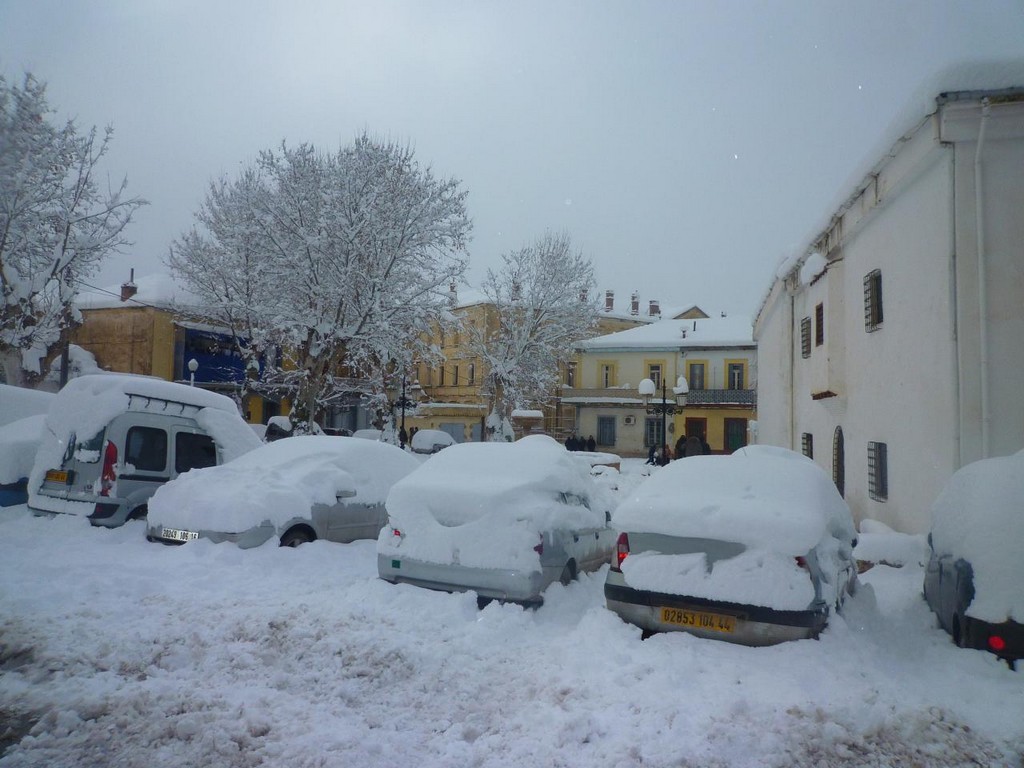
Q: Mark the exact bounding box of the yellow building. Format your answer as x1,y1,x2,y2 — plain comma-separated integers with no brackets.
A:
565,312,757,458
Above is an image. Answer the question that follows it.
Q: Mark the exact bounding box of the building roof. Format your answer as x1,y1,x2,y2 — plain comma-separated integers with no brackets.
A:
579,315,754,351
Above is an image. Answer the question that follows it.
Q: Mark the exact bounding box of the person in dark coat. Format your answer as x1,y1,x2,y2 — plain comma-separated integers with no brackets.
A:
586,435,596,452
646,444,657,465
675,434,687,460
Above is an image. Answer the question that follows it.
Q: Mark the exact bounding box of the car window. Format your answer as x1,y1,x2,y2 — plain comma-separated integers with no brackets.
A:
125,426,168,472
559,492,591,509
175,432,217,474
74,430,105,464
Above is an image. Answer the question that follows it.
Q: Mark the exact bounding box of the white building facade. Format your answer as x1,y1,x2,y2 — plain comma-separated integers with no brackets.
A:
754,88,1024,533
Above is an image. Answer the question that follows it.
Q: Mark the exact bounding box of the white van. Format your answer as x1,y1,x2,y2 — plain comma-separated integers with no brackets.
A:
29,374,262,528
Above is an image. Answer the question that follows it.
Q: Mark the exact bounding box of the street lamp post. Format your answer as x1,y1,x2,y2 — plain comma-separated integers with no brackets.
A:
188,358,199,387
639,375,688,462
393,374,417,449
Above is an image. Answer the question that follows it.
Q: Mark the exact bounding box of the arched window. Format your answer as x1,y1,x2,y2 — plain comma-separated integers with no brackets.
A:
833,426,845,497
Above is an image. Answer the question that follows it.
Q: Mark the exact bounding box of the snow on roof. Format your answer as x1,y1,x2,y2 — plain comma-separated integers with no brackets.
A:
76,273,202,310
613,448,855,554
148,435,419,534
759,60,1024,319
579,315,753,351
929,449,1024,623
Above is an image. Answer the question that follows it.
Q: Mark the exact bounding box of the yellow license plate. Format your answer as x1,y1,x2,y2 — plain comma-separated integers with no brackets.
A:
45,469,69,484
660,607,736,634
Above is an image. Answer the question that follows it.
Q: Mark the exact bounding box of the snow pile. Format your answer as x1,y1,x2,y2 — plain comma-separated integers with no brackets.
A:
0,383,53,427
149,436,419,534
380,435,610,570
1,505,1022,767
799,252,828,285
855,518,928,568
613,450,855,554
0,415,46,484
929,449,1024,622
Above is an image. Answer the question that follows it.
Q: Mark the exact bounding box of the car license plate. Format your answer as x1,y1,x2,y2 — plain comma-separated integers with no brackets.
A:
45,469,69,484
660,607,736,633
161,527,199,542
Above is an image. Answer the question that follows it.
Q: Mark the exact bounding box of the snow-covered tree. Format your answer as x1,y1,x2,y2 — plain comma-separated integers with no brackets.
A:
468,232,597,435
0,74,145,386
168,134,471,425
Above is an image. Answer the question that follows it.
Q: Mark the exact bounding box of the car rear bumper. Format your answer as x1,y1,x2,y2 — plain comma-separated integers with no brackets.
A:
604,574,828,646
146,523,276,549
29,492,128,528
377,553,553,604
963,616,1024,665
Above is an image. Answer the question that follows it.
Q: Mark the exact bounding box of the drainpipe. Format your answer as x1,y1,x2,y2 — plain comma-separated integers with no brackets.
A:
974,99,991,458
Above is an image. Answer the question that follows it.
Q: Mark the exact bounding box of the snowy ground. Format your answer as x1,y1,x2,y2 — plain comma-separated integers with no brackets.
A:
1,465,1022,767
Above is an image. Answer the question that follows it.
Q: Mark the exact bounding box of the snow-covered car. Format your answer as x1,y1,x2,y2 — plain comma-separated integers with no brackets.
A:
923,450,1024,667
29,375,261,527
377,435,615,605
147,436,420,548
605,446,858,645
0,414,48,506
410,428,455,454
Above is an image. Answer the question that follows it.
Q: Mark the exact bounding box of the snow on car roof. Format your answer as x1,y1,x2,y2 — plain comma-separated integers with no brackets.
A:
929,449,1024,623
0,414,46,484
0,383,53,428
612,449,855,554
149,436,420,533
386,435,604,530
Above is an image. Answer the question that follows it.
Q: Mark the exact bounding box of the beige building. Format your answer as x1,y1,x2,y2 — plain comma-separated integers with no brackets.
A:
563,313,757,458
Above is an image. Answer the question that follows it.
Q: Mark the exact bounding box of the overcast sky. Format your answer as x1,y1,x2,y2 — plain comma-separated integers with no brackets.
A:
3,0,1024,317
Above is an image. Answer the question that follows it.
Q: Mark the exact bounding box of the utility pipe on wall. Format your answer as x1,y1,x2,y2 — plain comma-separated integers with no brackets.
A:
974,99,991,458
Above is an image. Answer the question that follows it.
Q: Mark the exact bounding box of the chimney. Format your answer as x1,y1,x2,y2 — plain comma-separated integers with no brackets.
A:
630,291,639,316
649,300,661,318
604,290,614,312
120,269,137,302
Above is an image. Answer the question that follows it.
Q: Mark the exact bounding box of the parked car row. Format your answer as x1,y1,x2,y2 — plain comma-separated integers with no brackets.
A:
8,374,1020,664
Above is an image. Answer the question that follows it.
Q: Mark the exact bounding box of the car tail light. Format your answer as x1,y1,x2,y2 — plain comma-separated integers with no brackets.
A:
99,440,118,497
988,634,1007,653
391,527,403,539
794,556,809,570
612,532,630,572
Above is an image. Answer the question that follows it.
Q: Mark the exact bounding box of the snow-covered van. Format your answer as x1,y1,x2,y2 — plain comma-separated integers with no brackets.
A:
29,374,262,528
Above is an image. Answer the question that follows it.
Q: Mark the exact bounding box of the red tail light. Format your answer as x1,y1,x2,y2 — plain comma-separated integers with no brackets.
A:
794,556,809,570
988,635,1007,653
613,532,630,571
100,440,118,497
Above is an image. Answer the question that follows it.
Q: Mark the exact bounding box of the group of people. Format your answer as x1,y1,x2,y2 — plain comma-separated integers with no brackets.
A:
398,426,419,448
565,434,597,452
645,434,712,465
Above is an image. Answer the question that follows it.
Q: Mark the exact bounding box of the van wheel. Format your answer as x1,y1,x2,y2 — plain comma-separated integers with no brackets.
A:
280,527,314,548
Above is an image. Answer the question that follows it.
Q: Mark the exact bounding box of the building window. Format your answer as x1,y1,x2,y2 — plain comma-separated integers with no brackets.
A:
600,363,616,388
833,426,845,498
468,363,476,385
868,441,888,501
801,433,813,459
644,417,664,448
727,362,745,390
864,270,883,332
438,366,445,386
565,362,576,388
597,416,616,446
800,317,811,358
453,365,459,386
687,362,705,389
815,303,824,347
647,363,663,388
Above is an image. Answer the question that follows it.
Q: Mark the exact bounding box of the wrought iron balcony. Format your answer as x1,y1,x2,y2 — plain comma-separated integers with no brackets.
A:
685,388,757,406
